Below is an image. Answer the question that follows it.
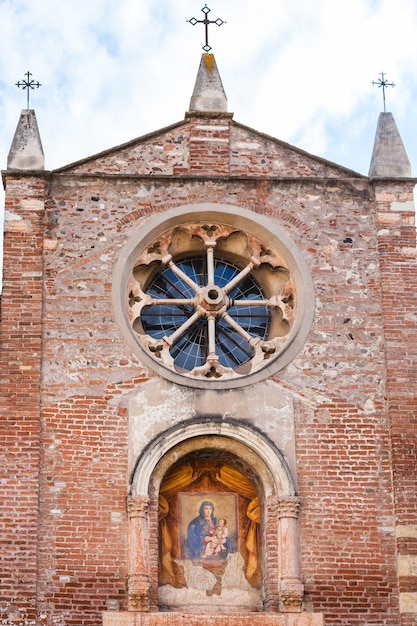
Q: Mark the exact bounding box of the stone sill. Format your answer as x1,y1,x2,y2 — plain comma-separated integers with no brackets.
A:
102,612,324,626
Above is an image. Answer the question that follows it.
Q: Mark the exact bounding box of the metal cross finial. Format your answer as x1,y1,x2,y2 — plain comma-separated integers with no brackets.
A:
187,5,225,52
16,71,41,109
371,71,395,113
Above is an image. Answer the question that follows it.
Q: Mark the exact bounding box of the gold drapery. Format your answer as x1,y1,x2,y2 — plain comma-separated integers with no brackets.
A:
160,464,195,495
158,465,195,586
216,465,260,584
158,495,175,583
158,463,261,587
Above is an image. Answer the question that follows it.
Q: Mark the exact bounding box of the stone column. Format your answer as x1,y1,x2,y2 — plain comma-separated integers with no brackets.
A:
127,495,151,611
277,496,304,613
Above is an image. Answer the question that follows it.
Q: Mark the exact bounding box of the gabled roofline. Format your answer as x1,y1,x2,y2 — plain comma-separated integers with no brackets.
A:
50,116,389,180
232,120,366,179
52,119,189,173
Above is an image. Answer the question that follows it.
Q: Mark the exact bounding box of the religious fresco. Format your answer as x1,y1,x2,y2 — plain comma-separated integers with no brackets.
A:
179,493,237,562
158,456,262,608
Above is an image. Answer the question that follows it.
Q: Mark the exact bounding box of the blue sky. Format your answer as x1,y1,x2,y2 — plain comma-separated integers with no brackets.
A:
1,0,417,285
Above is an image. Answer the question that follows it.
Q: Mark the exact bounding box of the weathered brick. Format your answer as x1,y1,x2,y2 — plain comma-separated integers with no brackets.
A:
1,108,416,626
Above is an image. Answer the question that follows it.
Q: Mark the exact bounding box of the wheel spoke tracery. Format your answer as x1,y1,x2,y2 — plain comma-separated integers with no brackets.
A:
128,223,296,380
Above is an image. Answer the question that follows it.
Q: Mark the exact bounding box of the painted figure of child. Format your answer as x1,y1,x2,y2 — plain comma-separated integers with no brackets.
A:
203,518,228,558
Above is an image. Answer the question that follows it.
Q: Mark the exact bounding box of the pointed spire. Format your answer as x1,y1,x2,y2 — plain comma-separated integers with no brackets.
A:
7,109,44,170
369,112,411,178
189,53,227,113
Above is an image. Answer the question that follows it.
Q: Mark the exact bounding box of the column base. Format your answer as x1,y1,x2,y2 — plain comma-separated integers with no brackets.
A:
279,580,305,613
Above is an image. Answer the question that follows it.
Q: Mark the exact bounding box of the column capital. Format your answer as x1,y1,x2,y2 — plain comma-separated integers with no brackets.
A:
127,495,150,519
277,496,301,519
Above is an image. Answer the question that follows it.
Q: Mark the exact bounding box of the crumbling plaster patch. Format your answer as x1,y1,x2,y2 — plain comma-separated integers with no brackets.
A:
159,553,261,610
4,209,23,221
128,379,296,483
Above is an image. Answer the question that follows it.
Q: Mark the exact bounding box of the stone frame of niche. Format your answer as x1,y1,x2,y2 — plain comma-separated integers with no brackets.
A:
127,421,305,614
112,203,315,390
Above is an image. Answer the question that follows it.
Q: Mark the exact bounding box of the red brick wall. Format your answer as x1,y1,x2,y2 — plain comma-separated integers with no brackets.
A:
1,117,416,626
277,178,399,624
374,182,417,626
36,393,130,624
1,176,46,624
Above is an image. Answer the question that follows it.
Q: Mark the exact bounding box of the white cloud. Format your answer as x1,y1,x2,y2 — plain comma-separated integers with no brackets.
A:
1,0,417,287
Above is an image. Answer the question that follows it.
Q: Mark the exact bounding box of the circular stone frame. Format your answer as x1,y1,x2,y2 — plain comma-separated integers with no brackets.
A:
112,203,315,389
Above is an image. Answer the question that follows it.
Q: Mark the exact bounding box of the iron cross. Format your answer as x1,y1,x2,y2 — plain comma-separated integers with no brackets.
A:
371,72,395,113
16,71,41,109
187,5,225,52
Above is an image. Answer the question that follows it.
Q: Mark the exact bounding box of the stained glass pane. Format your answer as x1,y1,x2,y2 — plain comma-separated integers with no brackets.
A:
141,258,270,371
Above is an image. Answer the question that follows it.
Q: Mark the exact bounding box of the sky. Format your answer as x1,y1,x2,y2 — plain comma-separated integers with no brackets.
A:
1,0,417,286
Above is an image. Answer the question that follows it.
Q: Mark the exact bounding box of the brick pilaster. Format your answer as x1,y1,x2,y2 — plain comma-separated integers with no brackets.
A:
187,113,232,176
374,180,417,622
0,174,46,623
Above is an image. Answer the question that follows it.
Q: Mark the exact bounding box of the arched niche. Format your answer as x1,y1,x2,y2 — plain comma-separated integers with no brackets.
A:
127,421,304,614
131,420,295,498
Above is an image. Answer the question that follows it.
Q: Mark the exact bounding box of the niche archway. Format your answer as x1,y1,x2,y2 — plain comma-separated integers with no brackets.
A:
127,421,305,614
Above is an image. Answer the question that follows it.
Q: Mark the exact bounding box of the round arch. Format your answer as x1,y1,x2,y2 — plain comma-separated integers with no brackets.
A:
130,419,296,498
126,420,304,613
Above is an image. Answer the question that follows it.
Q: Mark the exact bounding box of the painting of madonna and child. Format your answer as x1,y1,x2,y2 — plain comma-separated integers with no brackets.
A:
158,461,262,610
181,495,235,562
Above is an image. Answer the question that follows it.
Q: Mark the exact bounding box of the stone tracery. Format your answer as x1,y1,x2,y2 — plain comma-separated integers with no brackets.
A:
128,222,296,381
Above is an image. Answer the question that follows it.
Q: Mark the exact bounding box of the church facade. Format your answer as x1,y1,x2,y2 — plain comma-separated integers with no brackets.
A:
1,53,417,626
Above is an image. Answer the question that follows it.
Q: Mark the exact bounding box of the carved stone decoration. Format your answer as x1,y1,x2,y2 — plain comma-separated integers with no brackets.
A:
277,496,301,519
127,494,150,519
277,496,304,613
128,222,295,383
127,574,151,612
127,495,151,612
112,204,316,390
279,580,305,613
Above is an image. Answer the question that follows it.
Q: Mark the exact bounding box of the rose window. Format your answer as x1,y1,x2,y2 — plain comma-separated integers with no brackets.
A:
127,221,297,381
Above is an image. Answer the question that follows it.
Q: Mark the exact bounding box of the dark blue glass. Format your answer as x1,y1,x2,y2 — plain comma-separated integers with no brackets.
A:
141,258,270,371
